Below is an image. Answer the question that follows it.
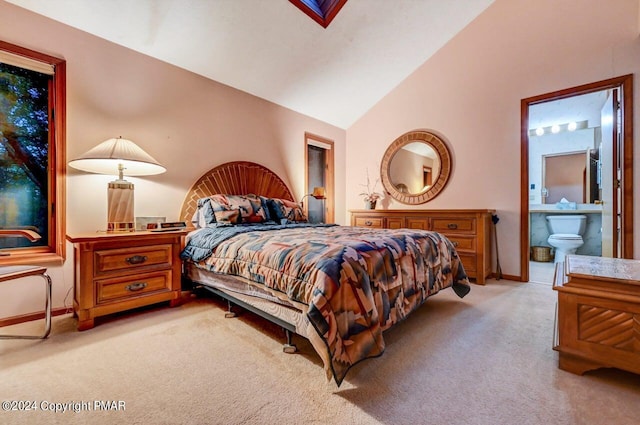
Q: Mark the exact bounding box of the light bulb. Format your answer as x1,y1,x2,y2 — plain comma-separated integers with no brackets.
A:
551,124,560,134
535,127,544,136
567,122,577,131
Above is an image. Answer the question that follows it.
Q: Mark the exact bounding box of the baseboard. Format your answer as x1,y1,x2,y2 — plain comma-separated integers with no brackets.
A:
490,272,522,282
0,307,71,328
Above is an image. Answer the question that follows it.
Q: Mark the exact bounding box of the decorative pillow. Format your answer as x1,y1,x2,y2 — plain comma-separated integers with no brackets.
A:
195,197,217,226
191,208,206,228
214,209,241,225
259,195,273,222
205,194,269,224
267,198,307,223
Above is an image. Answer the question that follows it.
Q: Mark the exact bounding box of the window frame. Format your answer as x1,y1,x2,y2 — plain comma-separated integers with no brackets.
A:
0,40,66,265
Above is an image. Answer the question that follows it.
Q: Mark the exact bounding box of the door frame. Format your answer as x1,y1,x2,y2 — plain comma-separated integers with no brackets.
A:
520,74,633,282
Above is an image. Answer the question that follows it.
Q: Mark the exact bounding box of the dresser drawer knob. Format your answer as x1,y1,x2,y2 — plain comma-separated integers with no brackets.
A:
452,241,459,247
447,223,458,230
125,282,148,292
365,220,372,226
125,255,147,265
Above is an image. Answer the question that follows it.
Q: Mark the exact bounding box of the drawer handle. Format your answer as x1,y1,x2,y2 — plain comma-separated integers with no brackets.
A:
447,223,458,230
365,220,373,226
126,255,147,265
452,241,459,247
125,282,148,292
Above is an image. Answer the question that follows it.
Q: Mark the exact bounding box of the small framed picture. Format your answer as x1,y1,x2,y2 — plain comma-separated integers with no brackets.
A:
135,216,166,231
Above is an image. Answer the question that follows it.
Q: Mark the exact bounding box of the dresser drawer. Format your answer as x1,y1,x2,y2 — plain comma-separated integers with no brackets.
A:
96,271,172,304
354,217,384,228
94,244,172,276
459,254,477,275
386,218,404,229
350,209,493,284
444,234,476,253
432,217,476,234
406,217,429,230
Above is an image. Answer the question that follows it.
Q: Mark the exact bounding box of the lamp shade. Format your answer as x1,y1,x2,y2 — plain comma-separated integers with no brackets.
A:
311,187,326,199
68,137,166,176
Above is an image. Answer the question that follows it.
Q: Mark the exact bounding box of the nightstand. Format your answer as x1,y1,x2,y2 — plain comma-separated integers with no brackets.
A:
66,230,188,330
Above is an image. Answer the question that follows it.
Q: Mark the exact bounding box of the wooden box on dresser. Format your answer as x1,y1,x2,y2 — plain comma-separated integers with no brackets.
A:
66,230,188,330
350,209,495,284
553,255,640,376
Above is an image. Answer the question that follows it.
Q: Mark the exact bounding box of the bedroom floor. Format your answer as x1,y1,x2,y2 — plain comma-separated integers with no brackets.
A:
529,260,555,284
2,279,639,425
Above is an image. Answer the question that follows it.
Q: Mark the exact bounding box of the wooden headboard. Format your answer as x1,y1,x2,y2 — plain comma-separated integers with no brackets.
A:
179,161,295,223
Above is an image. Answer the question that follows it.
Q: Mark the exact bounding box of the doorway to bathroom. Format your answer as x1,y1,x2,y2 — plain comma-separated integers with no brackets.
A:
520,75,634,284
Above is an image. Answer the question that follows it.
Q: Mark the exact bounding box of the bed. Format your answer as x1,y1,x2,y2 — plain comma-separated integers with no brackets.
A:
179,161,470,386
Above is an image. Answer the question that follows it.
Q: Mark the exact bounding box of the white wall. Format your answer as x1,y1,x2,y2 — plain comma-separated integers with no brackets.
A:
346,0,640,279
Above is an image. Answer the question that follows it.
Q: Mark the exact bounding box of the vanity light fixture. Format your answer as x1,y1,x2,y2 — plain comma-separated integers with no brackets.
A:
68,137,166,232
528,120,589,137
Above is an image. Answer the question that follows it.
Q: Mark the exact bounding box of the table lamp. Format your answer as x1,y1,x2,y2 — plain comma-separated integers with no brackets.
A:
68,137,166,232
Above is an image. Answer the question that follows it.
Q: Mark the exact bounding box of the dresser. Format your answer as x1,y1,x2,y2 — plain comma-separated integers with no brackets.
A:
67,231,188,330
350,209,494,284
553,255,640,376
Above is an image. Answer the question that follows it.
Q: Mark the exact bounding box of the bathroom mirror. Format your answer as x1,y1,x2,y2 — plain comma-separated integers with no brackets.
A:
380,130,452,205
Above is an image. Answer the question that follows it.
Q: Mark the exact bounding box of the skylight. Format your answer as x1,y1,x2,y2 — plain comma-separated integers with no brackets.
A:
289,0,348,28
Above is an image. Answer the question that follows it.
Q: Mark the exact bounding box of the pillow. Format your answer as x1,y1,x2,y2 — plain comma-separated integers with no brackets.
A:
214,209,241,225
193,197,217,227
267,198,307,223
205,194,269,224
191,208,206,229
259,195,273,222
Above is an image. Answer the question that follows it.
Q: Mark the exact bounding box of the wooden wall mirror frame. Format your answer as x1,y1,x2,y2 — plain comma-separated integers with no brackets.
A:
380,130,452,205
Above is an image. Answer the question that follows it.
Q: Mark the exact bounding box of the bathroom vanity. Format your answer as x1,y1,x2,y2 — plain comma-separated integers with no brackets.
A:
553,255,640,376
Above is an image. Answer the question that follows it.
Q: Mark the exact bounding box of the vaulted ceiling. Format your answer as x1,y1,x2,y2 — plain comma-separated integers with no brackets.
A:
6,0,495,129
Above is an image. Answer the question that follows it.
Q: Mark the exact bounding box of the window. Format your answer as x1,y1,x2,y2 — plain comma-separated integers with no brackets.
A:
289,0,348,28
0,41,66,264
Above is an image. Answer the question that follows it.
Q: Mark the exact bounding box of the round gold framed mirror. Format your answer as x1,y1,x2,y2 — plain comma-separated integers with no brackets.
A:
380,130,452,205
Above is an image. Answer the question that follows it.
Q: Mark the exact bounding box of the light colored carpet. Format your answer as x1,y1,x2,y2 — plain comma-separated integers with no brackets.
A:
1,280,639,425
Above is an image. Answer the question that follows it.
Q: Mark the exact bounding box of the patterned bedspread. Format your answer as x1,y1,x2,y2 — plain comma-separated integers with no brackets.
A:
181,224,470,385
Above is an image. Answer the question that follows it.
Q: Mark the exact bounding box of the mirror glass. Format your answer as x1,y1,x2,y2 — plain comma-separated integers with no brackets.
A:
389,142,440,194
381,130,451,205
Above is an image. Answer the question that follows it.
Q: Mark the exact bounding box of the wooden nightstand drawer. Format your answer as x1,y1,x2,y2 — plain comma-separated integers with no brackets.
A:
94,244,172,276
431,217,476,234
354,217,383,228
96,271,172,304
67,230,188,330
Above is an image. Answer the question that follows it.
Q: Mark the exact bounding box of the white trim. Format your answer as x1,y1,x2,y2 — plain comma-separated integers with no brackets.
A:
0,50,54,75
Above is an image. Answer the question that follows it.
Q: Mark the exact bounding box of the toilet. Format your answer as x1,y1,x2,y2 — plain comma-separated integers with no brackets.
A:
546,215,587,263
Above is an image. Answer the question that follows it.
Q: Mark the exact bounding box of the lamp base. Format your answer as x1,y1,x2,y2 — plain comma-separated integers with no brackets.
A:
107,222,135,232
107,179,135,232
